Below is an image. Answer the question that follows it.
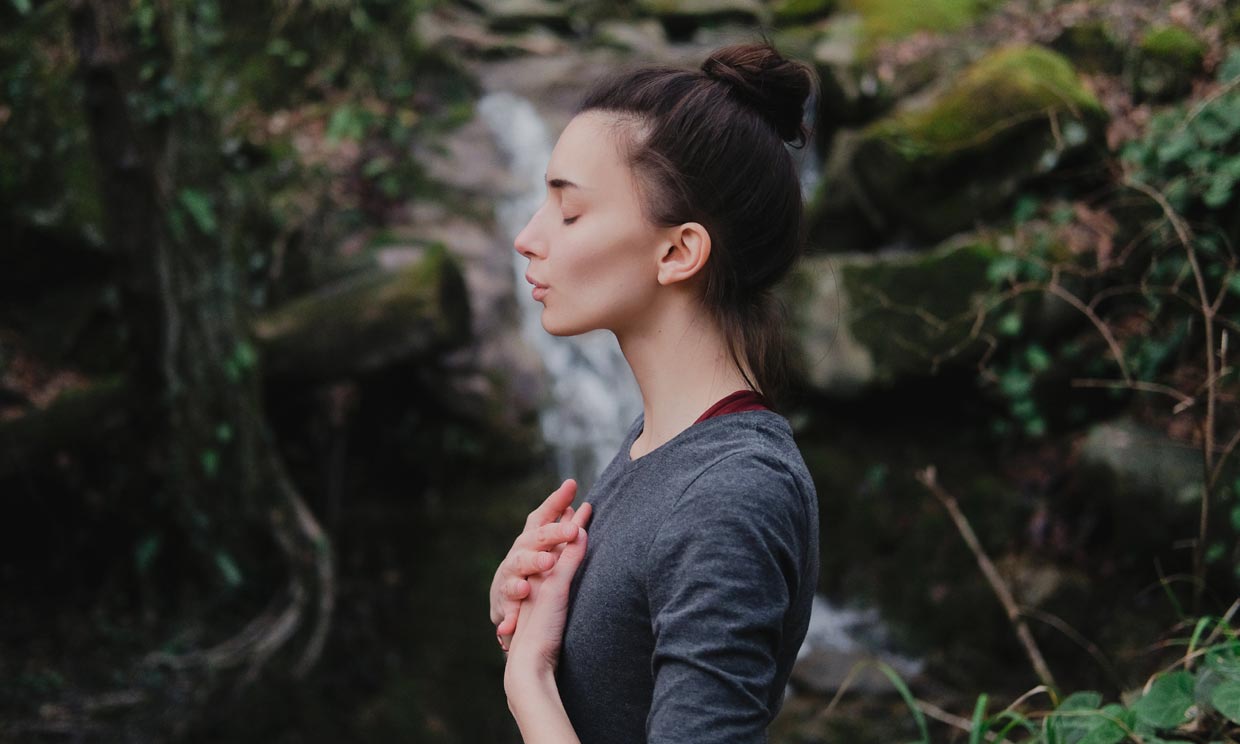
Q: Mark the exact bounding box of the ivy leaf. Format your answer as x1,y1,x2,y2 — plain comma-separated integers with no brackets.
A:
997,311,1022,337
1203,173,1235,208
1077,704,1128,744
1211,680,1240,724
1132,671,1195,728
1219,48,1240,84
214,551,243,588
177,188,218,236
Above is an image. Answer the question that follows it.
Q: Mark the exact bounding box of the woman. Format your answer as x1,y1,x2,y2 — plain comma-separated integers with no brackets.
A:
488,41,821,743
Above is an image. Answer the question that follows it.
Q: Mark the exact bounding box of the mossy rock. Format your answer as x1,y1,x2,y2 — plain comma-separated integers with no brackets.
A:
773,0,835,27
1134,25,1206,102
253,244,471,379
635,0,769,39
785,240,1005,394
841,0,998,48
840,44,1106,243
482,0,574,34
1049,20,1125,75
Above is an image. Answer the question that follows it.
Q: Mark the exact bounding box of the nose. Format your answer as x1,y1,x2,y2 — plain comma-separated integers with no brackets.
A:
513,208,545,259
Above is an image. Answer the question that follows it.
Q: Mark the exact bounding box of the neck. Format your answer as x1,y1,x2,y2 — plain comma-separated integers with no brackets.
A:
615,292,754,457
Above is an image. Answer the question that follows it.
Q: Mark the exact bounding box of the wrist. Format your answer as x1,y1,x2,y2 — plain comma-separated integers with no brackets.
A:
504,662,558,714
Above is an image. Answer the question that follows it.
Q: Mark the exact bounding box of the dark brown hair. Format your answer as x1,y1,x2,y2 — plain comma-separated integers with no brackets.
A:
577,41,815,411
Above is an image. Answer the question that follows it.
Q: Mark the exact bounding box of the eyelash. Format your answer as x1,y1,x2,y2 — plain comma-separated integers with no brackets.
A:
562,216,579,225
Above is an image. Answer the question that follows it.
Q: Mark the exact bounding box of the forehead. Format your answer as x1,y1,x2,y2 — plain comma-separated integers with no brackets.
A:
548,112,637,193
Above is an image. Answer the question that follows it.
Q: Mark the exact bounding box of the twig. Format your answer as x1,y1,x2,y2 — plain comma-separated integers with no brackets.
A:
916,465,1058,691
1044,281,1131,383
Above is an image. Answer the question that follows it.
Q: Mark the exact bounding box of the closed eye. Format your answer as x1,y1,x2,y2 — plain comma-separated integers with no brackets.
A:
562,216,579,225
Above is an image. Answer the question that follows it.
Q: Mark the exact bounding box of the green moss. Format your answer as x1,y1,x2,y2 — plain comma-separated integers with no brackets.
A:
842,0,996,45
841,241,999,379
772,0,835,26
1140,25,1206,69
867,44,1103,160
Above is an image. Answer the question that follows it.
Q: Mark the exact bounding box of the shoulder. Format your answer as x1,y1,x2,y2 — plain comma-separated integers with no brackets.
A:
680,412,817,519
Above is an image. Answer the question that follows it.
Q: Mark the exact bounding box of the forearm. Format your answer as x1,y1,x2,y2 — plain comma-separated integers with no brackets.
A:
506,667,581,744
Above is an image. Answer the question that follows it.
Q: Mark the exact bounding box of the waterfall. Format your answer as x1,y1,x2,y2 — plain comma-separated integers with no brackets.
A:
479,91,643,494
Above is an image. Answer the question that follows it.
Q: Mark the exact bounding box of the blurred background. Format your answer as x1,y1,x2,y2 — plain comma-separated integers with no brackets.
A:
2,0,1239,741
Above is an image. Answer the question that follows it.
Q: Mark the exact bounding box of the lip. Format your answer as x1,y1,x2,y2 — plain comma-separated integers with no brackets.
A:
525,273,548,289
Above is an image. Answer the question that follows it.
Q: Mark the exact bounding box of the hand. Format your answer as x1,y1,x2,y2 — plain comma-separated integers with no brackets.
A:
491,479,593,649
505,521,589,681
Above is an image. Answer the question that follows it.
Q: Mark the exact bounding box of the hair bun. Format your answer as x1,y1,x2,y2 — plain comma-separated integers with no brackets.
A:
701,42,814,146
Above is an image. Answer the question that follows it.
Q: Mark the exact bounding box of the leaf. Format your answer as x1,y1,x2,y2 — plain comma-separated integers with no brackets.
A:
177,188,218,236
1211,679,1240,724
968,694,988,744
998,311,1022,337
875,662,930,744
1203,172,1235,208
1025,344,1052,372
1132,671,1195,728
986,256,1021,283
201,449,219,478
1219,48,1240,84
1226,273,1240,299
214,551,243,588
1077,704,1128,744
134,534,161,573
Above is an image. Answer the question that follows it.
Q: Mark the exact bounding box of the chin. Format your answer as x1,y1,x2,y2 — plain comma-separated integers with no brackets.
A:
540,310,599,337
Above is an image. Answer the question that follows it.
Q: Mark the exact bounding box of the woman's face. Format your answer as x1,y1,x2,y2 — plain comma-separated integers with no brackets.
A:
514,111,667,337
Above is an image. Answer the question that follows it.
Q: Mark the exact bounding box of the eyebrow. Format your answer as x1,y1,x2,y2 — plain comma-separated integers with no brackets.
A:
546,176,584,191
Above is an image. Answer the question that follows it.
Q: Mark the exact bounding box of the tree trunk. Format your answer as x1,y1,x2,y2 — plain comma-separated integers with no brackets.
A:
69,0,333,696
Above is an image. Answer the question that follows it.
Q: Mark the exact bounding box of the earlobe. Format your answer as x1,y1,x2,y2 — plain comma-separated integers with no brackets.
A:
657,223,711,287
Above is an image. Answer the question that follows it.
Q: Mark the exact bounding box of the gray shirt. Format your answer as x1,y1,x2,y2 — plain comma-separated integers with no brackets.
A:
559,409,820,743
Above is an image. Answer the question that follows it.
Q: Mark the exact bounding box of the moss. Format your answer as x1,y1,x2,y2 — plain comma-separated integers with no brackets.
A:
842,0,996,46
1140,25,1206,70
867,44,1103,160
1050,20,1124,75
772,0,835,26
253,243,471,377
840,241,999,380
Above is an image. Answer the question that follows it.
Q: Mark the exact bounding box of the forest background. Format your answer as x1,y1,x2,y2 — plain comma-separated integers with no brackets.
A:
3,0,1240,741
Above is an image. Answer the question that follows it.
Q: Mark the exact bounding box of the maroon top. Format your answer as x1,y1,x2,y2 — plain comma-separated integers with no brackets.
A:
693,389,773,424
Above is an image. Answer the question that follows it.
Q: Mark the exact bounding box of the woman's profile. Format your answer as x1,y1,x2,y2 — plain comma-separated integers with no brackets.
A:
487,40,821,743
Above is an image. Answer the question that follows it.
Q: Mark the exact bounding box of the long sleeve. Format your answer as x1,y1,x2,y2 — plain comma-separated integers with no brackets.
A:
642,453,811,743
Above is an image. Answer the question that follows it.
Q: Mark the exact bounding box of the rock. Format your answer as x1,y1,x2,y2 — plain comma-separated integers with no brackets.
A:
785,239,1004,394
480,0,574,34
1079,417,1216,510
592,19,669,56
253,244,471,379
791,596,924,695
0,376,127,477
1048,20,1125,75
635,0,770,40
815,44,1106,245
843,0,994,46
773,0,835,27
1134,25,1206,102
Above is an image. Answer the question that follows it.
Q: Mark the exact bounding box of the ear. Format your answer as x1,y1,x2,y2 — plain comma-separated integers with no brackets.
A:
656,222,711,287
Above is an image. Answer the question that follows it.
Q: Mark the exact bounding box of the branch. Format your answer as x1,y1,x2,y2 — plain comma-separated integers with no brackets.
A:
916,466,1058,691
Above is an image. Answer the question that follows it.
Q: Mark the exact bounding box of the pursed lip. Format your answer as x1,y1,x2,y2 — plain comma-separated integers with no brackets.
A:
525,272,549,289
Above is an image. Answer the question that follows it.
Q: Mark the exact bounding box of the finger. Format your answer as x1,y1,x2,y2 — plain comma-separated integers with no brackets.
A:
497,602,520,637
509,549,556,576
560,505,575,522
527,521,582,551
501,577,530,600
543,527,588,591
524,479,578,529
572,502,593,528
